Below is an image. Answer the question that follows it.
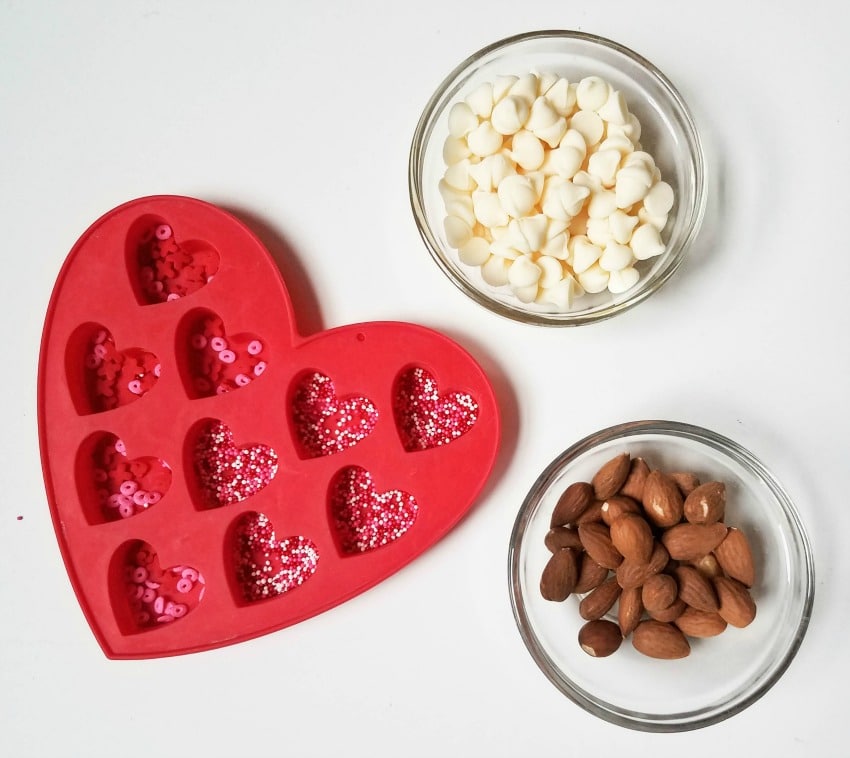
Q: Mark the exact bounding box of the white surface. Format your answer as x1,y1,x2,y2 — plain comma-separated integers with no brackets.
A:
1,1,847,755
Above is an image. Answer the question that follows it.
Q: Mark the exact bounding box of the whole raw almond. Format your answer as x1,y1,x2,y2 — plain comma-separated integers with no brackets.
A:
632,620,690,659
674,565,719,612
540,548,579,601
550,481,594,527
579,576,622,621
618,586,643,637
620,457,650,501
646,597,686,623
683,481,726,525
714,576,757,628
641,470,684,527
573,553,610,594
674,607,727,638
592,452,631,500
687,552,723,579
616,542,669,589
609,513,654,563
714,527,755,587
600,495,641,526
574,499,605,525
578,522,623,570
544,526,583,553
578,619,623,657
669,471,701,497
661,522,728,561
641,573,678,612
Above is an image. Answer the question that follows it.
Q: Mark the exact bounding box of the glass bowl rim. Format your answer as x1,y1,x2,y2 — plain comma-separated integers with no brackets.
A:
408,29,708,327
507,419,816,731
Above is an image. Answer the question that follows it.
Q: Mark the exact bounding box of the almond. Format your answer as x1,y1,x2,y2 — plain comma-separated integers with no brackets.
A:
544,526,583,553
616,542,669,589
578,522,623,569
578,619,623,657
632,620,690,659
620,457,650,501
669,471,701,497
574,499,605,525
600,494,641,526
683,481,726,525
641,573,678,612
661,522,728,561
591,452,631,500
579,576,622,620
674,607,727,638
550,481,594,527
539,548,579,601
646,597,687,622
687,552,723,579
714,527,755,587
609,513,654,563
674,565,719,612
714,576,757,628
641,470,684,527
573,553,610,594
618,586,643,637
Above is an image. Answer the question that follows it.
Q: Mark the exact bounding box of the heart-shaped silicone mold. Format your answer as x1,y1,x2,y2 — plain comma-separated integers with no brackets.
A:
38,195,500,658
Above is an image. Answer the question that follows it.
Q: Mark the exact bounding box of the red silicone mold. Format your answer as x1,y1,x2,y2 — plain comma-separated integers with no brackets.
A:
38,196,500,658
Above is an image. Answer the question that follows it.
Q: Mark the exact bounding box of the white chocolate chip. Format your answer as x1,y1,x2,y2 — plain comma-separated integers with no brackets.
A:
623,151,656,172
481,254,511,286
443,158,476,191
598,134,634,157
472,190,509,228
569,110,604,146
638,207,669,231
630,223,666,260
576,76,611,111
497,174,538,218
492,75,519,103
524,171,545,202
596,89,629,125
443,136,472,165
536,71,559,96
587,190,617,219
586,217,612,247
541,177,591,220
467,121,503,157
439,178,469,205
608,266,640,294
466,81,494,118
458,237,491,266
615,164,653,208
544,78,577,117
448,101,478,138
468,153,515,192
444,215,473,248
541,231,569,259
541,144,584,179
577,262,610,293
570,236,603,274
508,254,542,288
509,73,539,106
560,128,588,155
512,282,539,303
489,234,522,260
537,255,564,287
599,241,634,272
527,96,559,131
516,214,549,251
444,196,475,228
587,149,622,187
491,95,530,135
506,219,533,254
643,180,675,216
572,170,603,193
608,209,639,243
533,117,567,149
509,130,545,170
537,274,582,309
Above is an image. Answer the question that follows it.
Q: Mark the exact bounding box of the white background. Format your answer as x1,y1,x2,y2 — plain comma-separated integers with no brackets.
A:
2,1,847,755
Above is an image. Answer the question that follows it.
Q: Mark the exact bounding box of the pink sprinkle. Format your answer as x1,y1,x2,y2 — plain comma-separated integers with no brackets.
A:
170,603,188,618
191,334,208,350
84,354,100,369
145,491,162,504
144,580,161,589
209,337,227,353
132,490,148,506
181,568,198,581
94,330,108,344
156,615,174,623
166,293,180,302
234,373,251,386
115,440,126,455
127,379,143,395
120,480,138,496
176,578,193,594
155,224,172,240
93,343,107,359
154,595,165,614
253,361,266,377
118,502,135,518
142,587,156,603
153,363,162,377
218,349,236,364
133,567,148,584
247,340,263,355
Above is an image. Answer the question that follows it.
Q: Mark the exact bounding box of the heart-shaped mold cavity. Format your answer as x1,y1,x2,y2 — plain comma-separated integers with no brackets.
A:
68,323,160,414
329,466,419,555
128,216,219,304
192,419,278,508
393,366,478,451
80,432,172,522
181,309,268,398
230,511,319,603
116,541,205,632
291,371,379,459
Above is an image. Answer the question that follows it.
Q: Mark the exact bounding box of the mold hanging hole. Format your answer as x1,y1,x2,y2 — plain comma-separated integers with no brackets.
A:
392,365,479,452
289,370,379,459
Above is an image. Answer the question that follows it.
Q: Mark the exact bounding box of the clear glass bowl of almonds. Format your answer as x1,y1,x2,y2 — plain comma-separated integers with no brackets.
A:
508,420,814,731
409,30,707,325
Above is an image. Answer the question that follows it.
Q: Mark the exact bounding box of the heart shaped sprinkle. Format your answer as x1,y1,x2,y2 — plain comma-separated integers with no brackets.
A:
291,371,378,458
123,541,205,630
194,420,278,508
93,435,172,521
83,327,160,412
232,512,319,602
393,366,478,451
137,222,218,304
186,311,268,397
330,466,418,554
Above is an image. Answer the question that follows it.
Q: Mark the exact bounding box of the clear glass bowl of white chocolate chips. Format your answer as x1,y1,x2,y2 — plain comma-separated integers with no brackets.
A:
409,30,707,326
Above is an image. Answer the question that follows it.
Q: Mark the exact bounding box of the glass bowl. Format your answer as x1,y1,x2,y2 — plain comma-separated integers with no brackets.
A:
508,420,814,731
409,31,707,326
